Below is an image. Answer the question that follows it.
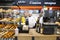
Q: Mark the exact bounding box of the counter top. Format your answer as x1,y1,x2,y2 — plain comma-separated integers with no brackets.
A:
17,29,60,37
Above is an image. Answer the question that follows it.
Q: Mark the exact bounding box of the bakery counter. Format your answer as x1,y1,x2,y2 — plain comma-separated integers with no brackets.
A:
17,33,32,40
18,29,60,36
17,29,60,40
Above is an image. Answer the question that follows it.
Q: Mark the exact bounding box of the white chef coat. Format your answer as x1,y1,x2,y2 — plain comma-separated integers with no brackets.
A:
28,16,37,28
28,14,43,28
39,16,43,24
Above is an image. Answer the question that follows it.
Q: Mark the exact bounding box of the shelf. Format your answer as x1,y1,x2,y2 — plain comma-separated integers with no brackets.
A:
0,20,18,24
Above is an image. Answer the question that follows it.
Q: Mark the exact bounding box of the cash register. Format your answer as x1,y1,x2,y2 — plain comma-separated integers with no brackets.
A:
42,23,58,35
56,16,60,34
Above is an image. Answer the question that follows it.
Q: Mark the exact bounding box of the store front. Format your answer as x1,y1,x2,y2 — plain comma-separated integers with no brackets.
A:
0,0,60,40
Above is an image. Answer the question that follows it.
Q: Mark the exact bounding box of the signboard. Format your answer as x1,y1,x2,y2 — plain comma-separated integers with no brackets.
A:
13,0,42,6
13,0,60,6
0,0,60,6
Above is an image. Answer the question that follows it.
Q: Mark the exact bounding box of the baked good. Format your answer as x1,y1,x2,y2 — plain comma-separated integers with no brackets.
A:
4,24,13,29
0,24,5,28
2,31,14,38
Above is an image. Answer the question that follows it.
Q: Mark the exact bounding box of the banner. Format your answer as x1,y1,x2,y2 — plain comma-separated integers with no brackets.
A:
13,0,60,6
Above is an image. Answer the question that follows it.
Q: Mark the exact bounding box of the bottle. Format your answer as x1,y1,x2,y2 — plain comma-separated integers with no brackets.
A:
36,17,40,33
40,24,43,34
21,16,26,24
22,17,29,33
15,28,19,36
25,17,29,33
23,17,29,31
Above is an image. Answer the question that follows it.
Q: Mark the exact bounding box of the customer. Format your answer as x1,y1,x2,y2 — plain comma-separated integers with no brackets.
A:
24,10,37,28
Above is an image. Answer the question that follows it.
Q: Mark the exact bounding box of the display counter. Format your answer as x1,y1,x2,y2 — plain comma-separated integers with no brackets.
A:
17,29,60,40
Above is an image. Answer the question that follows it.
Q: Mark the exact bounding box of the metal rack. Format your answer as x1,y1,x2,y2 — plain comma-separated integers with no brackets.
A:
0,7,19,39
